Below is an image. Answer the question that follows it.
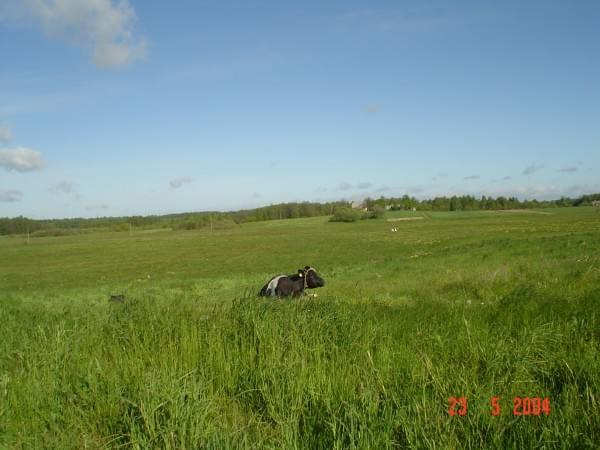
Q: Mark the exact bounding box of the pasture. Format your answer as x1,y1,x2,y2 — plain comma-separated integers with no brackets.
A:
1,207,599,448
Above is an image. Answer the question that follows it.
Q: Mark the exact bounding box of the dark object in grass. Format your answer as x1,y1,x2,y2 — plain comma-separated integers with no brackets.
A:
109,294,125,303
259,266,325,298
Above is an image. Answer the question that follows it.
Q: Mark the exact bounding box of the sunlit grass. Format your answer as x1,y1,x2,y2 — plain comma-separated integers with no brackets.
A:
1,208,599,448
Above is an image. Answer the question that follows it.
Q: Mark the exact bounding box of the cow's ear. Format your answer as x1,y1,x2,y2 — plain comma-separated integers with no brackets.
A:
304,266,310,270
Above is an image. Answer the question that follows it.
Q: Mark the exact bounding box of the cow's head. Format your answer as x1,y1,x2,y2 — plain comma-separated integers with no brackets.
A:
304,266,325,288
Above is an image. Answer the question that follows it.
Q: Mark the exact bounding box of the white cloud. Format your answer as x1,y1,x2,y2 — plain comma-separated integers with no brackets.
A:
0,189,23,202
481,184,600,201
522,164,543,175
0,90,81,116
85,203,109,211
365,104,380,113
0,124,12,144
18,0,147,68
170,176,193,189
357,181,372,189
338,182,353,191
406,186,426,194
333,8,456,35
558,167,578,173
463,175,480,180
49,180,73,194
0,147,45,172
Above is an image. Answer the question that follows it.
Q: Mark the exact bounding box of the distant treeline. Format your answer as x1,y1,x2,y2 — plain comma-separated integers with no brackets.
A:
0,201,345,236
1,193,599,236
367,193,600,211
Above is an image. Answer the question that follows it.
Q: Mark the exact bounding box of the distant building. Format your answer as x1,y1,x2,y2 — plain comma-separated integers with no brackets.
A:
351,201,367,211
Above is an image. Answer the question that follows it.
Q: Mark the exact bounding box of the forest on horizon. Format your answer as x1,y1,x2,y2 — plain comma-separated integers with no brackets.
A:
1,192,599,236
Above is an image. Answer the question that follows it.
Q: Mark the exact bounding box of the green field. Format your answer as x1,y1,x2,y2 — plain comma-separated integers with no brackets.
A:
1,208,599,448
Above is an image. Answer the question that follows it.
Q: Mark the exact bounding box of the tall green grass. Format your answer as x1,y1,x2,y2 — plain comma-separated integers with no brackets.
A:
1,208,599,448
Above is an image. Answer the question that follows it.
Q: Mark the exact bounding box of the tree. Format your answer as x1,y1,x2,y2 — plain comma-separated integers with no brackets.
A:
329,208,364,222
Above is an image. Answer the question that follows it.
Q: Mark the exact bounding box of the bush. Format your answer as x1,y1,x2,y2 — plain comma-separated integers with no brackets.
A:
112,223,130,232
367,206,386,219
174,218,237,230
329,208,365,222
29,228,86,237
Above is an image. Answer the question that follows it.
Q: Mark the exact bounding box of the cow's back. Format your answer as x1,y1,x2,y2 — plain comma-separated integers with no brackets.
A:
258,274,287,297
275,275,304,297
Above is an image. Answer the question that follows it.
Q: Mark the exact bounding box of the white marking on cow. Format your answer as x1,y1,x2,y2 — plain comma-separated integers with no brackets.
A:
266,275,286,297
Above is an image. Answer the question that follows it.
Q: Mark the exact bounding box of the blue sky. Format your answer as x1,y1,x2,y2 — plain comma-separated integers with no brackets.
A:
1,0,599,219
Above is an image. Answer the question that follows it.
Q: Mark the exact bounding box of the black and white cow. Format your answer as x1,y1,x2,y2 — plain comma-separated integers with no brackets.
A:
258,266,325,298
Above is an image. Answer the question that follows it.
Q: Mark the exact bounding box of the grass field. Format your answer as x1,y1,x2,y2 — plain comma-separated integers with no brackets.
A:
1,207,599,448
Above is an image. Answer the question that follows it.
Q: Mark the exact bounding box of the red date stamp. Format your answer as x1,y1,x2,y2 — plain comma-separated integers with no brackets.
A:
448,397,468,416
449,396,551,416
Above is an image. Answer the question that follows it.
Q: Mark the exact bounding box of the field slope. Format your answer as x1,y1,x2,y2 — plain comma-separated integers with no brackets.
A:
1,208,599,448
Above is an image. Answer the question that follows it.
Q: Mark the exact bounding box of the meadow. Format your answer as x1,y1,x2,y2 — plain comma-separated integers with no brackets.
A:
1,207,599,448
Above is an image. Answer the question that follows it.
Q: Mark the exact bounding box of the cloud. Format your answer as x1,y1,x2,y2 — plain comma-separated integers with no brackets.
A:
338,182,353,191
15,0,147,68
0,124,12,144
375,185,391,192
463,175,480,180
480,183,600,201
332,7,460,36
49,180,73,194
432,172,448,181
49,180,82,200
357,181,372,189
0,147,44,172
315,186,328,193
0,90,81,116
558,167,578,173
251,192,261,199
0,189,23,202
406,186,425,194
365,104,380,113
169,176,193,189
503,176,512,180
85,203,109,211
522,164,543,175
